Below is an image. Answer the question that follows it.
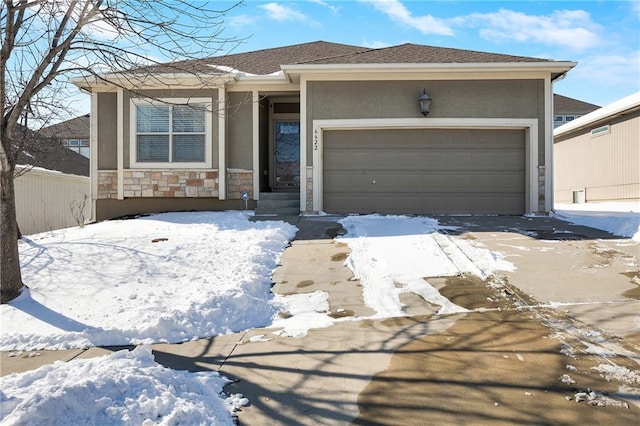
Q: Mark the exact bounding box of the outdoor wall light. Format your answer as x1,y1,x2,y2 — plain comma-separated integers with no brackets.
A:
418,89,431,116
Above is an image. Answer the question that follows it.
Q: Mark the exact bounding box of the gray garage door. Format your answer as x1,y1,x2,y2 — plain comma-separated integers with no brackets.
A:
323,128,525,215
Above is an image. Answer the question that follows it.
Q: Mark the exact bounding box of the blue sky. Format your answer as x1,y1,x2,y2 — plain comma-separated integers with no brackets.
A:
212,0,640,107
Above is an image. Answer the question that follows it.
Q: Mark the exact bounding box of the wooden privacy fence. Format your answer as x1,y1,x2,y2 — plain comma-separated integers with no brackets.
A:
15,166,90,236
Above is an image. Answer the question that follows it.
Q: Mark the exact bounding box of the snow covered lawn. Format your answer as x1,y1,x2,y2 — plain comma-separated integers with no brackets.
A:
1,211,297,351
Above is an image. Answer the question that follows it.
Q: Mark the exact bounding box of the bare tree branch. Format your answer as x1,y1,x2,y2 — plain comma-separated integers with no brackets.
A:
1,0,243,302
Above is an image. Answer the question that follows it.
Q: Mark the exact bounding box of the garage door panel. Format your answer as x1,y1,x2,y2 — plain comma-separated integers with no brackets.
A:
325,148,524,172
326,171,524,193
324,192,524,215
323,128,525,215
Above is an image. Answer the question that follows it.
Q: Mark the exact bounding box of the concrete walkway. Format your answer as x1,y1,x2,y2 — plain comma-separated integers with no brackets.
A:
1,215,639,425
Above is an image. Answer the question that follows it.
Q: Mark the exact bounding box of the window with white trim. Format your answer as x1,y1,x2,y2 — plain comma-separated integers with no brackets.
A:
131,98,212,168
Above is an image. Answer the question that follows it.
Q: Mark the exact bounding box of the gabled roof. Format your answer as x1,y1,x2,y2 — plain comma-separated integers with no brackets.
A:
148,41,567,76
293,42,551,66
75,40,576,90
41,114,90,139
554,91,640,137
554,94,600,115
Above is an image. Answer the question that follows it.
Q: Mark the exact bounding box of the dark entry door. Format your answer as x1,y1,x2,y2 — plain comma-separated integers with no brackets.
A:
274,121,300,189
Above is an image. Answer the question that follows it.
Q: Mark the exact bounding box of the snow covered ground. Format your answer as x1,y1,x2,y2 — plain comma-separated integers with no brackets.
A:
1,346,247,425
1,211,297,351
0,211,515,424
1,209,637,423
554,201,640,242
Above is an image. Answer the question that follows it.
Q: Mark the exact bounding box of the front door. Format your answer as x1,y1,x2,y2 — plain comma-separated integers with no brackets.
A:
274,120,300,190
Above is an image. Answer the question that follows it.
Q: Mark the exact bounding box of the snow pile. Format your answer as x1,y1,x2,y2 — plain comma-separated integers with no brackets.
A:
1,211,297,351
0,346,244,425
592,364,640,386
572,389,629,409
554,201,640,242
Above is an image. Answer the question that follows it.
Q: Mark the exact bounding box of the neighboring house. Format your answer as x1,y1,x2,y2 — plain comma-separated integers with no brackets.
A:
73,41,575,221
553,94,600,129
554,91,640,204
41,114,91,158
14,126,90,234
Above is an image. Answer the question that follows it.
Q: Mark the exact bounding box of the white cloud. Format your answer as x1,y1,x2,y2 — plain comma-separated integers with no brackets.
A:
570,51,640,89
227,14,258,29
360,0,454,36
632,1,640,19
361,40,393,49
464,8,602,51
260,2,308,22
362,2,604,51
310,0,339,14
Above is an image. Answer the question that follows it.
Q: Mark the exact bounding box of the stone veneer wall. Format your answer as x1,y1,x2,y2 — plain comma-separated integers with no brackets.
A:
96,170,253,199
306,166,313,212
538,167,546,213
226,170,253,199
97,171,118,199
123,170,219,198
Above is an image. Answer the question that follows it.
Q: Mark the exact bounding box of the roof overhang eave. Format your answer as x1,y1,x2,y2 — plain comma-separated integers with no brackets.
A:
234,72,291,84
71,72,238,92
281,61,577,77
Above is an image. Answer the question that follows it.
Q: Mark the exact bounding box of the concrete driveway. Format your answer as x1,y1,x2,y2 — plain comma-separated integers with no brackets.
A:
2,215,639,425
220,215,639,424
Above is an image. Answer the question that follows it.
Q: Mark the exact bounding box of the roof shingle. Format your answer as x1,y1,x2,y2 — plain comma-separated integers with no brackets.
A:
149,41,557,76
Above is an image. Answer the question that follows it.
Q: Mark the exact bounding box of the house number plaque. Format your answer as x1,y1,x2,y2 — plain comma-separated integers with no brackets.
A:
313,128,319,151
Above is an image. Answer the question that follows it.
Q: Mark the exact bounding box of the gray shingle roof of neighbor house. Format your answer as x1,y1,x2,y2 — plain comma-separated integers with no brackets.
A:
40,114,90,140
146,40,569,75
14,125,90,177
554,94,600,115
554,91,640,137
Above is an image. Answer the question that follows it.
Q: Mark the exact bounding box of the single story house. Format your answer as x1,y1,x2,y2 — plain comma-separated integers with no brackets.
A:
554,91,640,204
73,41,575,220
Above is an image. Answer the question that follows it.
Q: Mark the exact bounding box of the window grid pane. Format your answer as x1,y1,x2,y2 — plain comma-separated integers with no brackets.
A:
137,105,170,133
173,135,205,162
172,105,205,133
137,135,169,162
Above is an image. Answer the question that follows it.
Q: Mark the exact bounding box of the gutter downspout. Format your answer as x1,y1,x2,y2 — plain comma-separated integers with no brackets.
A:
549,71,569,213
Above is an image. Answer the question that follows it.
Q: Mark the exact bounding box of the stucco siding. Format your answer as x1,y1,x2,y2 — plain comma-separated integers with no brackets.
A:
97,92,117,170
554,111,640,203
306,80,544,165
227,92,254,169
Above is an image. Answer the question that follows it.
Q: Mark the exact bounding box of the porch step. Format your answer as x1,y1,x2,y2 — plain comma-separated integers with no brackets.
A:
255,192,300,216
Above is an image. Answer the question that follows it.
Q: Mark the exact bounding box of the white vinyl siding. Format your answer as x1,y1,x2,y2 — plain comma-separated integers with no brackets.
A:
15,166,90,235
130,98,212,168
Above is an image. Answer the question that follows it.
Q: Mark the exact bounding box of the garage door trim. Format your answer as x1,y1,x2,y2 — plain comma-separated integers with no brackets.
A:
312,118,538,214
